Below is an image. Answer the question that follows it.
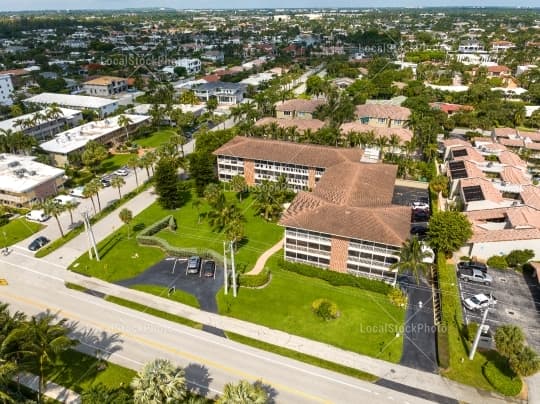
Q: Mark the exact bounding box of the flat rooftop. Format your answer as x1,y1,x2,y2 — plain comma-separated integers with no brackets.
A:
0,108,81,133
40,114,149,155
0,154,64,193
24,92,118,109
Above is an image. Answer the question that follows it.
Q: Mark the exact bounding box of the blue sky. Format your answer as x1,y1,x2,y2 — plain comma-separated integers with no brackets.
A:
0,1,537,11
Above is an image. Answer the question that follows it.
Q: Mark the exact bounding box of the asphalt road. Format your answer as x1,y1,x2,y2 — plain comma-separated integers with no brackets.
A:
0,256,433,404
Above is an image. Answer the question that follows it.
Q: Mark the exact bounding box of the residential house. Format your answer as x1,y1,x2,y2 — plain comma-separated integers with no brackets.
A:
24,93,119,118
274,99,325,120
193,81,246,105
83,76,128,97
355,104,411,128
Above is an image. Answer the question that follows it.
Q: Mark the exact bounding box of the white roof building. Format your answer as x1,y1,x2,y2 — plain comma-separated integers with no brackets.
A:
24,93,119,117
0,108,82,140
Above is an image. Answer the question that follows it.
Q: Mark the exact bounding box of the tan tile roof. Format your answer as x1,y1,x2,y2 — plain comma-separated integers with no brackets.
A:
442,138,471,148
280,163,410,245
84,76,126,86
451,147,486,163
525,142,540,151
475,142,507,152
470,227,540,243
274,99,325,113
520,186,540,210
462,160,485,178
499,138,525,148
339,122,413,143
355,104,411,121
501,166,531,185
522,131,540,142
460,177,503,203
498,150,526,168
493,127,518,138
213,136,363,168
254,117,325,132
467,206,540,242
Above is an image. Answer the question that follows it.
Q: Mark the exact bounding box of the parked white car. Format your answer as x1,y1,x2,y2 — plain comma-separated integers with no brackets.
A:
25,209,50,222
53,195,79,206
115,168,129,176
463,293,497,311
69,186,86,198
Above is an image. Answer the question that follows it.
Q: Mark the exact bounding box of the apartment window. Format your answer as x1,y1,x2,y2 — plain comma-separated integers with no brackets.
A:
283,111,291,116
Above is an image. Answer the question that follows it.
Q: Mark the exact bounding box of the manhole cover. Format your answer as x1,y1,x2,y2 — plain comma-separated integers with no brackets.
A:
506,310,515,316
499,278,507,282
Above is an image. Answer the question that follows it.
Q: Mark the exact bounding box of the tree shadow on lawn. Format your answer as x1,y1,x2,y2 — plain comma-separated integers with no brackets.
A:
184,363,213,398
97,233,125,260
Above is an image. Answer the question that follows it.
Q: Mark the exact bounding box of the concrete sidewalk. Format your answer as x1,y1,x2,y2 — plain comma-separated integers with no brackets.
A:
247,238,283,275
63,271,509,404
16,372,81,403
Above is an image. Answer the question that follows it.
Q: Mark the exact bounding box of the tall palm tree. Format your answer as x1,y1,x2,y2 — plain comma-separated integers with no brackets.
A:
127,155,141,187
140,152,154,178
83,183,98,214
63,200,78,226
10,313,75,402
208,203,244,231
0,361,17,403
111,176,126,199
252,180,284,222
389,134,401,155
375,135,390,161
41,199,66,238
392,236,431,285
131,359,187,404
118,115,134,142
85,179,103,212
217,380,269,404
119,208,133,239
169,133,187,158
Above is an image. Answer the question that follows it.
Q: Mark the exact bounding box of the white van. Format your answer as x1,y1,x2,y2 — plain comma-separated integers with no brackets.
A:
53,195,79,206
25,209,50,222
69,186,86,198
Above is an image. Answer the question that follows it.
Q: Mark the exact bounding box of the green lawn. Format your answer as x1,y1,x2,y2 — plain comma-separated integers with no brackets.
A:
1,217,44,246
97,153,135,176
70,192,282,281
217,253,405,363
130,284,200,308
46,349,136,393
136,128,176,149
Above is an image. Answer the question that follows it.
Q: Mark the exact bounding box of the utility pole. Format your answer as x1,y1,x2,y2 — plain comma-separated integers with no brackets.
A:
223,241,228,295
83,212,99,261
469,294,492,360
230,240,237,298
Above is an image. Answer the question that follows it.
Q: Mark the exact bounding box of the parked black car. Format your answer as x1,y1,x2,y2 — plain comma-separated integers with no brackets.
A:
187,256,201,274
457,261,488,273
411,225,428,240
203,260,216,278
412,210,430,222
28,236,50,251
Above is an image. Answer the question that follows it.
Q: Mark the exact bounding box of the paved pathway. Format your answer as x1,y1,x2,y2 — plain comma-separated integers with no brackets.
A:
247,238,283,275
16,372,81,404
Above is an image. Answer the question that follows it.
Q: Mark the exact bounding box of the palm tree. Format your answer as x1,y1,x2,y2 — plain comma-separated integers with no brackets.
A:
392,236,431,285
11,313,76,401
375,135,390,161
217,380,269,404
140,151,154,178
192,198,202,224
127,155,141,187
41,199,66,238
63,200,78,226
83,183,98,214
208,203,244,231
131,359,187,404
0,361,17,403
170,133,187,158
252,180,284,221
119,208,133,239
230,175,247,201
225,219,245,249
111,176,126,199
204,183,223,208
389,134,401,155
118,115,134,142
85,179,103,212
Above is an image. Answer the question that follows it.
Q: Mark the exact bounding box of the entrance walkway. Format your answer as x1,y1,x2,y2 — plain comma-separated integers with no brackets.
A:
247,238,283,275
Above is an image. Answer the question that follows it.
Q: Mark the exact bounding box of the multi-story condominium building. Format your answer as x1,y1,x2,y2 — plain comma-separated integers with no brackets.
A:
274,99,325,120
175,58,202,75
193,81,246,105
355,104,411,128
0,74,14,106
24,93,119,118
0,108,82,141
214,136,410,281
0,154,65,207
83,76,128,97
40,114,149,166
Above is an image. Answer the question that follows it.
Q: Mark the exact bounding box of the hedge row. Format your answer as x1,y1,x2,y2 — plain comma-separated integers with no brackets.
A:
137,216,223,263
483,360,523,397
238,267,270,288
436,252,454,369
277,259,392,295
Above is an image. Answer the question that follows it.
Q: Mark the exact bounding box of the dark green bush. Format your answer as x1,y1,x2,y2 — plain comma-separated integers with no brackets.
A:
312,298,340,320
506,249,534,268
487,255,508,270
483,360,522,396
278,259,392,295
437,326,450,369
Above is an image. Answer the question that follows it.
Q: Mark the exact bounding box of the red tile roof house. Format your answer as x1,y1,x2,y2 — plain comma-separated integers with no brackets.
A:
255,117,325,133
274,99,325,120
430,102,473,116
355,104,411,128
213,136,410,282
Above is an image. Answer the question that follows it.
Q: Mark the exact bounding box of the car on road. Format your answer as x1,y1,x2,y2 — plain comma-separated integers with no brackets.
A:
458,261,488,273
459,267,493,285
25,209,50,222
28,236,50,251
187,256,201,274
463,293,497,311
203,260,216,278
412,201,430,210
53,195,79,206
115,167,129,176
69,186,86,198
100,177,112,187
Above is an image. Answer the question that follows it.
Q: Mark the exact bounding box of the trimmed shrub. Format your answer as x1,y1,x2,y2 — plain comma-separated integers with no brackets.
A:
506,249,534,268
239,268,271,288
483,360,522,397
437,326,450,369
278,259,391,295
312,298,340,321
388,288,407,307
487,255,508,270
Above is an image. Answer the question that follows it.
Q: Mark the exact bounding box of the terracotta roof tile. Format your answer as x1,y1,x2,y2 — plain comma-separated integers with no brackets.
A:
498,150,526,168
339,122,413,143
274,99,325,113
459,177,503,203
355,104,411,121
520,186,540,210
254,117,325,132
500,166,531,185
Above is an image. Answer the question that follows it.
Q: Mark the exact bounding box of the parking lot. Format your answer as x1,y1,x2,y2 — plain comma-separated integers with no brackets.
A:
458,265,540,351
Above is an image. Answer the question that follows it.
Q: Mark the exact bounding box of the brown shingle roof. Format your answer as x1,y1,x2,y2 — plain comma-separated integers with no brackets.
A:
213,136,363,168
339,122,413,143
255,117,325,132
355,104,411,121
274,99,325,113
